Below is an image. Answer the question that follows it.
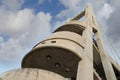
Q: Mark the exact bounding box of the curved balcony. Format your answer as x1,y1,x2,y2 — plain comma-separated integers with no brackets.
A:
22,31,84,78
54,21,86,36
0,68,65,80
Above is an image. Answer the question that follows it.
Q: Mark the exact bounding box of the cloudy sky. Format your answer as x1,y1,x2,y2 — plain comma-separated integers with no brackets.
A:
0,0,120,74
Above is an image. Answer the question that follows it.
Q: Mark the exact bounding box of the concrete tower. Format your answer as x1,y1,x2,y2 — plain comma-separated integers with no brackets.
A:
0,4,120,80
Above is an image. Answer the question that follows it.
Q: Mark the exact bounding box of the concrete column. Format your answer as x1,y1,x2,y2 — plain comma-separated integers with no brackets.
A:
95,32,117,80
77,57,93,80
83,25,93,60
77,25,93,80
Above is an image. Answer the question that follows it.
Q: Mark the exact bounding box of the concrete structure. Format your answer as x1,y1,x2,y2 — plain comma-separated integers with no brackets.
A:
0,4,120,80
0,68,65,80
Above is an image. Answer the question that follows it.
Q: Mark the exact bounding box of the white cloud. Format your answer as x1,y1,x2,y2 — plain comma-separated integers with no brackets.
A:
56,8,74,19
97,3,114,20
0,9,34,36
0,0,24,11
0,8,51,36
0,38,22,62
59,0,82,9
90,0,106,10
110,0,120,8
0,10,51,63
0,1,52,63
56,0,82,19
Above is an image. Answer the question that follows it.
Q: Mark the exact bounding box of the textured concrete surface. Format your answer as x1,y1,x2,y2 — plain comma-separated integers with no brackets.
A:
0,68,65,80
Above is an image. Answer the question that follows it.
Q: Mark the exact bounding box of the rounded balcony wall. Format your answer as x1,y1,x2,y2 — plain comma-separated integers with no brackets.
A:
0,68,65,80
54,21,86,36
34,31,85,49
22,38,84,78
22,41,83,78
22,31,84,78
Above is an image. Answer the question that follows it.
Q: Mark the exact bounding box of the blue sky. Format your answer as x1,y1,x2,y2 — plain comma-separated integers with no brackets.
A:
0,0,120,74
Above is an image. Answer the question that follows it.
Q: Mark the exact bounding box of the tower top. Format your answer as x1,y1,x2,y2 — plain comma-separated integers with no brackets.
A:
70,3,99,31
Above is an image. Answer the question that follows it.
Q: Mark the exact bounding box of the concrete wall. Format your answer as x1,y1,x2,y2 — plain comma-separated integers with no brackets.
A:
0,68,65,80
